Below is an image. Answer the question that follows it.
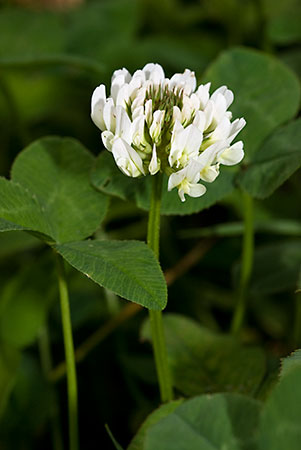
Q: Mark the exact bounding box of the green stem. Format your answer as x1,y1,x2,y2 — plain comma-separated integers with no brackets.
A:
38,326,64,450
231,191,254,334
55,253,79,450
147,173,174,403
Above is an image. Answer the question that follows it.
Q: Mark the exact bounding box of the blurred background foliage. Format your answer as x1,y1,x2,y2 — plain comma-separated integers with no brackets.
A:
0,0,300,448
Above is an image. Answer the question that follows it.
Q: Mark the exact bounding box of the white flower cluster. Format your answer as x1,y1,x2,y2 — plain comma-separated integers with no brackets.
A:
91,63,246,202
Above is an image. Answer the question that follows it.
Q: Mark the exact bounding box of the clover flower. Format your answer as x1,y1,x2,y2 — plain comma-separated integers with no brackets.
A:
91,63,246,201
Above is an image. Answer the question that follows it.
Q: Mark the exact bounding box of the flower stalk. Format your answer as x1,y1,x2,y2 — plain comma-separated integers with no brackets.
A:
147,173,174,403
55,253,79,450
231,191,254,334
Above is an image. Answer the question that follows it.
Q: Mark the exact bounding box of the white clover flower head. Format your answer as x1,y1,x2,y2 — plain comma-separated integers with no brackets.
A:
91,63,246,201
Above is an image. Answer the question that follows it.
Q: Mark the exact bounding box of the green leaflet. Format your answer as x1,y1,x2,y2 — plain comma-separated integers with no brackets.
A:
128,400,184,450
0,136,108,243
238,119,301,198
258,366,301,450
280,349,301,379
142,313,266,395
144,393,261,450
132,363,301,450
55,240,167,311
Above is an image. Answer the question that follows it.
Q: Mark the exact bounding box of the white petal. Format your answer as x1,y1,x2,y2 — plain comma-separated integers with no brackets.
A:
149,66,165,85
143,63,165,83
169,69,196,95
145,99,153,126
169,122,185,166
188,183,207,197
132,115,145,147
132,106,144,121
149,110,165,143
142,63,156,78
168,170,185,191
186,159,202,183
190,93,201,111
210,116,231,141
103,98,115,132
211,86,234,108
193,110,206,133
178,188,186,202
101,131,114,152
128,75,144,99
197,142,220,167
132,69,146,81
91,84,106,131
116,84,130,108
169,123,202,168
228,118,246,143
126,143,146,176
200,164,220,183
204,100,214,130
111,138,131,176
182,69,197,94
112,68,131,84
172,106,182,124
149,145,160,175
224,89,234,108
183,125,203,156
115,106,132,143
112,138,145,177
212,93,227,123
168,160,205,201
196,83,210,109
131,87,146,111
171,119,183,142
181,95,194,124
111,74,127,102
218,141,244,166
